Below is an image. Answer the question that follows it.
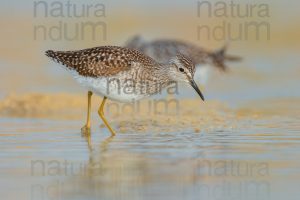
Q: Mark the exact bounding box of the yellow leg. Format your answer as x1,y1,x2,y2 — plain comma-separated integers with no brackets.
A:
98,96,116,136
81,91,93,135
83,131,93,151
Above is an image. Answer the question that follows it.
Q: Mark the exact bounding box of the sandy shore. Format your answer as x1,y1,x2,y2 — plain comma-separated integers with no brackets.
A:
1,93,298,134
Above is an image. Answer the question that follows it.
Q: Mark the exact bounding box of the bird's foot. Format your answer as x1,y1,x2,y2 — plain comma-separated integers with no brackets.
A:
81,125,91,136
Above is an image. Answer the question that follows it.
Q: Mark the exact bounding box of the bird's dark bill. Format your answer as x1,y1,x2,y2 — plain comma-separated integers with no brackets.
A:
190,80,205,101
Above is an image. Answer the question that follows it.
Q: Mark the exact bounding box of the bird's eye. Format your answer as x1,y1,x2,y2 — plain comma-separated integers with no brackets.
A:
179,68,184,72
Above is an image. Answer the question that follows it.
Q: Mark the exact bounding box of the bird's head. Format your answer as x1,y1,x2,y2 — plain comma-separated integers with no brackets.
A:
168,54,205,101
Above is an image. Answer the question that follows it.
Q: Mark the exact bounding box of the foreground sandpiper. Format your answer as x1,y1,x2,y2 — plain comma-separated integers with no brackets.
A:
46,46,204,136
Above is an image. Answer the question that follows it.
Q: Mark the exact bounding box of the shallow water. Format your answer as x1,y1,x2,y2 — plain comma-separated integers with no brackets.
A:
1,96,300,200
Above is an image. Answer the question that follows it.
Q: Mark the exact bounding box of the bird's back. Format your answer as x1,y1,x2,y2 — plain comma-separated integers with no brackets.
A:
45,46,158,77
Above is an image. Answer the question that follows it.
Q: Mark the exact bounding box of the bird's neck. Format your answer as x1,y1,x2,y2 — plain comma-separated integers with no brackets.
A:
152,63,174,88
130,63,175,96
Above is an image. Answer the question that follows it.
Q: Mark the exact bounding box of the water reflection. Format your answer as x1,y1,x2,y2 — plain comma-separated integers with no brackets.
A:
65,117,298,200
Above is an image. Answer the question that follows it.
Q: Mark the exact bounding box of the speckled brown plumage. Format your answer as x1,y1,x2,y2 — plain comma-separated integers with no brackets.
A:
45,46,158,77
45,45,204,102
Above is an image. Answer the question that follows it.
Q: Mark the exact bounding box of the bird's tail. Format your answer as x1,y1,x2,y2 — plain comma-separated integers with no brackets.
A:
45,49,73,67
45,50,60,63
209,43,242,71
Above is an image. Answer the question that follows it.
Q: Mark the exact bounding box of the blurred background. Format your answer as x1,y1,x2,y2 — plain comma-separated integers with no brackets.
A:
0,0,300,200
0,0,299,101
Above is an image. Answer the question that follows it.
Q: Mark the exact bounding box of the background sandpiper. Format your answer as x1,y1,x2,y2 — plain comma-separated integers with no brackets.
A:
125,35,242,85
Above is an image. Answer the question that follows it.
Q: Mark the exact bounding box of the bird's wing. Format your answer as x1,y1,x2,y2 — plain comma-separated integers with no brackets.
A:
46,46,157,77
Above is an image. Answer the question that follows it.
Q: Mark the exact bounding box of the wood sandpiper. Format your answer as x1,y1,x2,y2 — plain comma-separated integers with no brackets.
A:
46,46,204,136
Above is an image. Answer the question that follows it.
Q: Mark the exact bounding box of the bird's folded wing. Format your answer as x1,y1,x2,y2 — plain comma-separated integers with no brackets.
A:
46,46,157,77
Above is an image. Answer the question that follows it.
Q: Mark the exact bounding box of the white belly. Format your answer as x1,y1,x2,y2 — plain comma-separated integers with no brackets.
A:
70,69,145,103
